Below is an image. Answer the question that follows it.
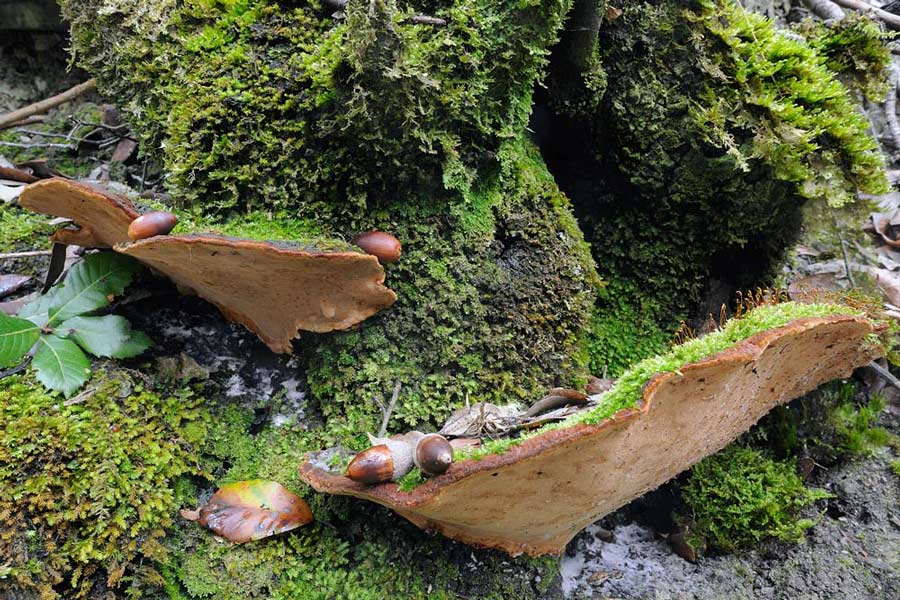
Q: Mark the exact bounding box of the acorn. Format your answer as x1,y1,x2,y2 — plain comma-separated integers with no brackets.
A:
128,211,178,241
414,433,453,476
352,231,402,264
346,437,414,484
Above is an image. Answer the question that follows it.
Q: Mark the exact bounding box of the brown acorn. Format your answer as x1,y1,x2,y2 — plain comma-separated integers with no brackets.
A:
128,211,178,241
346,445,394,484
352,231,402,264
346,438,414,484
414,433,453,476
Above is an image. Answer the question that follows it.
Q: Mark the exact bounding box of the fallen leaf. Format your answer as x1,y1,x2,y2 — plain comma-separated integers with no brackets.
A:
0,274,31,299
111,138,138,163
183,480,313,543
874,268,900,307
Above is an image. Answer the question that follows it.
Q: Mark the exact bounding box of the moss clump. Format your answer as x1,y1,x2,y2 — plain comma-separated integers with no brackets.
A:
541,0,888,372
0,373,209,599
61,0,574,214
303,137,599,442
680,446,830,552
0,202,54,252
891,460,900,478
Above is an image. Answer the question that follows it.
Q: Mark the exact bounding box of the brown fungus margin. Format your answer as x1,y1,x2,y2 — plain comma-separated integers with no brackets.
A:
117,235,397,353
15,178,397,352
300,315,880,556
18,178,139,248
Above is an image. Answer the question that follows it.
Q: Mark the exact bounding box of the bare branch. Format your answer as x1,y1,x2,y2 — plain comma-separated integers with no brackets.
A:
0,79,97,130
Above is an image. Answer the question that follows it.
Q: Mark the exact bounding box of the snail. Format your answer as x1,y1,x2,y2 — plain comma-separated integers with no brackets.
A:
345,432,453,484
352,231,402,264
128,211,178,241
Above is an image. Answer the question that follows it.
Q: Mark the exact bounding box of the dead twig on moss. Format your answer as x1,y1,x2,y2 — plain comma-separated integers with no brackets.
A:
405,14,447,26
0,79,97,130
377,381,402,437
0,250,53,260
803,0,847,20
868,360,900,391
0,356,32,380
830,0,900,29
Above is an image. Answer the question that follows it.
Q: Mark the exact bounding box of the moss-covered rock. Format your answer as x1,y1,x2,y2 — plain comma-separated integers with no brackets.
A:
60,0,573,213
540,0,888,373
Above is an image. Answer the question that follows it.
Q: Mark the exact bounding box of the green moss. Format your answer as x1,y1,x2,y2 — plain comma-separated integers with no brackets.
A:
0,202,54,252
302,137,599,443
891,460,900,478
680,446,830,552
0,373,209,599
61,0,575,214
830,392,891,457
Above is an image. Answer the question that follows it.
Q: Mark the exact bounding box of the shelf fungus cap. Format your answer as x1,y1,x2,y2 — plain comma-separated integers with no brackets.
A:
301,314,880,557
18,178,139,248
115,234,397,353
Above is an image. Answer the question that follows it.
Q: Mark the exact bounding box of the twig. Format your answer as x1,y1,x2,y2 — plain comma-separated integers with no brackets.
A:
830,0,900,29
378,381,402,437
803,0,846,20
835,216,857,287
0,141,76,151
0,115,46,131
0,79,97,130
0,250,53,260
405,14,447,25
885,64,900,154
0,356,31,380
868,360,900,391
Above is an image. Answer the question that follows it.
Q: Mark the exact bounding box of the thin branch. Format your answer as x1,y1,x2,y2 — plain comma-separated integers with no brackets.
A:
0,250,53,260
405,14,447,26
830,0,900,29
885,64,900,154
0,115,46,131
0,141,76,151
0,79,97,130
0,356,31,380
803,0,846,20
378,381,402,437
868,360,900,392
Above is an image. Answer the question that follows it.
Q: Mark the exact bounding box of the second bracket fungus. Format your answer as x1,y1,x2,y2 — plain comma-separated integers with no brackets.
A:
301,314,880,556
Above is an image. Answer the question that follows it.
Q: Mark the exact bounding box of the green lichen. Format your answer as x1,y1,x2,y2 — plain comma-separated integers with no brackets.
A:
680,446,831,552
0,373,209,599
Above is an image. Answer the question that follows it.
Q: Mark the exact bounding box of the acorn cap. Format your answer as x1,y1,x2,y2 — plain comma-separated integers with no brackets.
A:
414,434,453,476
346,445,394,484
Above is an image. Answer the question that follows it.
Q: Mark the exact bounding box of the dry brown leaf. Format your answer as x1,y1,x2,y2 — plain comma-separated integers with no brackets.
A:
182,480,313,543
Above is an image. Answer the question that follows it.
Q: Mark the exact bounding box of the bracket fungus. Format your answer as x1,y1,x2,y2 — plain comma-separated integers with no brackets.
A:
15,179,397,352
116,235,397,353
301,315,880,557
18,178,139,248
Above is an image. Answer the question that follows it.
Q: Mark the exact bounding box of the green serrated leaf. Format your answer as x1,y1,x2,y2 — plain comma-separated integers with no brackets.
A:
47,253,140,324
32,335,91,397
111,330,153,359
59,315,132,358
0,313,41,367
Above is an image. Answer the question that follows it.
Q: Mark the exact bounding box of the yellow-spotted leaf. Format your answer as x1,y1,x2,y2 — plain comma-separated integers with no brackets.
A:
181,480,312,543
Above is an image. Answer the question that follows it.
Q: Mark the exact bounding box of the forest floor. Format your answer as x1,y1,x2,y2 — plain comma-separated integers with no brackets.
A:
2,7,900,600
